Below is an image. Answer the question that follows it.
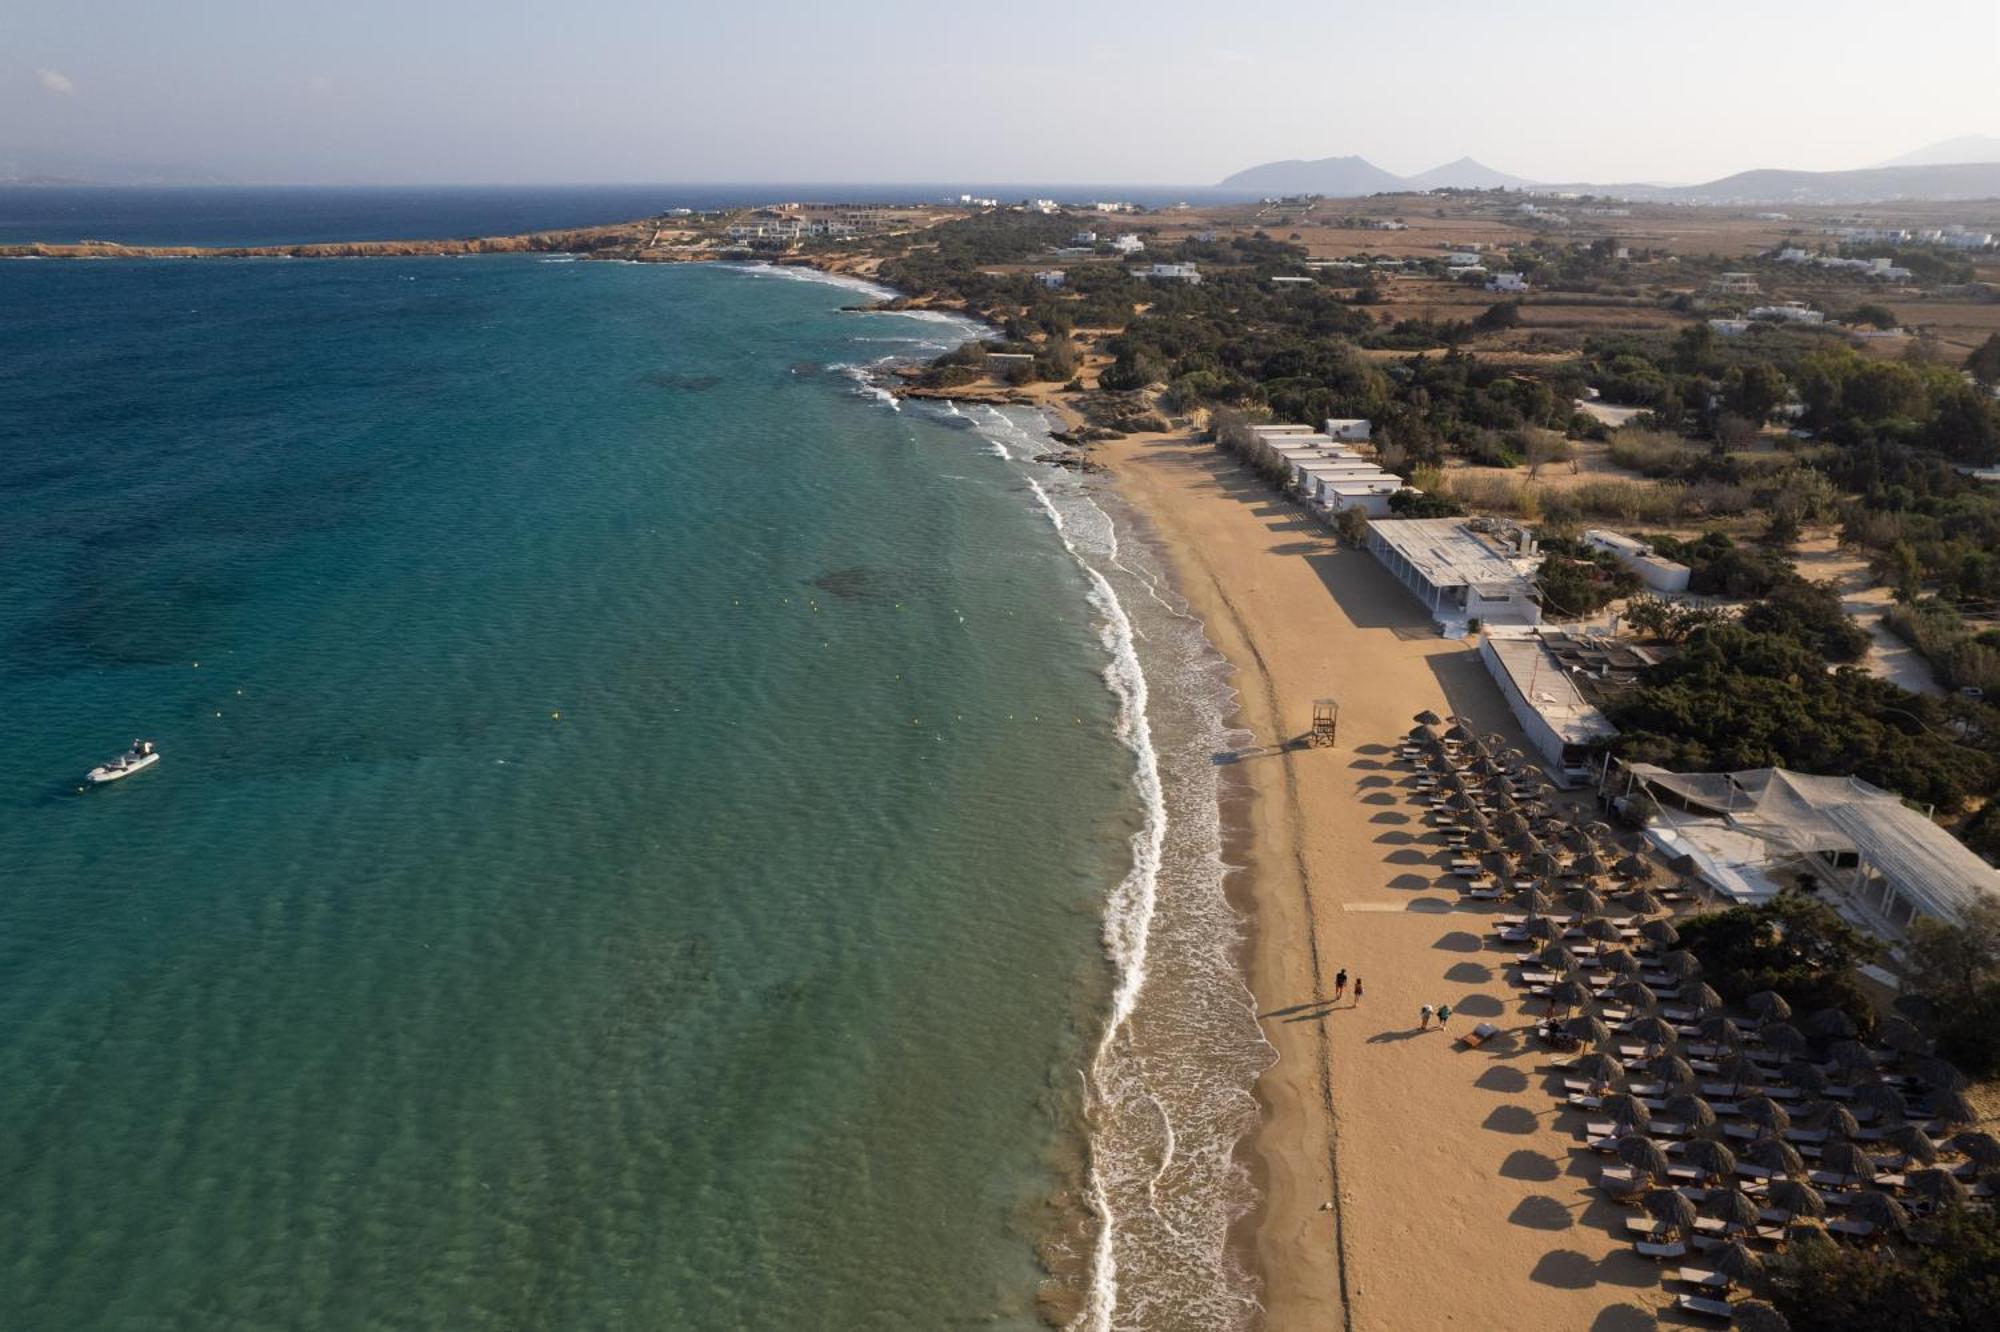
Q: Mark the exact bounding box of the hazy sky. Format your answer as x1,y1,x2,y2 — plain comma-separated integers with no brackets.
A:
6,0,1997,186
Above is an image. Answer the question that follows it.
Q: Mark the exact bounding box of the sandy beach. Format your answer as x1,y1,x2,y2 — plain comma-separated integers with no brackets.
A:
1102,432,1664,1331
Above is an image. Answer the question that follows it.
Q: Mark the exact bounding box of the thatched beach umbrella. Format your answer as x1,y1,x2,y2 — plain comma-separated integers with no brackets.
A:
1573,1051,1626,1088
1628,1016,1680,1049
1719,1052,1767,1095
1930,1087,1977,1128
1643,1187,1700,1241
1819,1140,1875,1187
1573,849,1612,881
1700,1015,1745,1049
1748,1135,1806,1177
1906,1166,1971,1210
1847,1190,1909,1238
1782,1058,1828,1098
1683,1137,1737,1186
1747,991,1792,1024
1521,914,1563,942
1709,1186,1764,1233
1827,1040,1876,1079
1952,1130,2000,1171
1534,939,1574,970
1802,1007,1858,1041
1759,1022,1807,1058
1615,1133,1668,1181
1413,709,1443,727
1767,1177,1825,1223
1713,1237,1764,1288
1565,1014,1614,1048
1658,950,1703,981
1875,1015,1932,1058
1639,918,1680,948
1442,721,1474,744
1916,1056,1967,1092
1601,1092,1653,1132
1732,1298,1791,1332
1497,812,1533,840
1667,1092,1718,1132
1519,886,1557,917
1567,887,1607,917
1547,979,1590,1014
1614,852,1654,881
1583,916,1625,945
1854,1080,1906,1124
1623,887,1665,916
1526,849,1567,879
1648,1053,1699,1092
1597,948,1641,979
1688,983,1726,1016
1885,1123,1940,1166
1611,979,1660,1012
1741,1094,1792,1135
1812,1103,1861,1142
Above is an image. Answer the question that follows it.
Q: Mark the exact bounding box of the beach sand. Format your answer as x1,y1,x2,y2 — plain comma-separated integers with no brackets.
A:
1101,433,1664,1331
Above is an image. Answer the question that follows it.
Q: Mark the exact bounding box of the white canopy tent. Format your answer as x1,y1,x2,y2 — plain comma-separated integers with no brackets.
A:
1626,764,2000,932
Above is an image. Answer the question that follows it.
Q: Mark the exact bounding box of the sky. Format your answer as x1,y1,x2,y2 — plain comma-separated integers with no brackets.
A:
5,0,1998,187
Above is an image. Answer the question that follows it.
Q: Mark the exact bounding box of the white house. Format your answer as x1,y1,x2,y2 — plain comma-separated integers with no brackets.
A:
1749,302,1824,324
1323,418,1372,442
1712,272,1761,294
1034,270,1066,289
1133,262,1199,283
1582,529,1691,594
1445,252,1483,268
1269,275,1315,287
1487,272,1528,293
1480,628,1621,786
1110,234,1146,255
1707,318,1752,337
1366,517,1545,633
1070,230,1098,246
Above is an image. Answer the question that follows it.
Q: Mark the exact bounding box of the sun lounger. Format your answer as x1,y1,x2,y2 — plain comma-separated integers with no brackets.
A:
1455,1021,1499,1049
1673,1268,1730,1290
1676,1294,1734,1321
1826,1218,1876,1238
1633,1239,1687,1260
1460,886,1503,901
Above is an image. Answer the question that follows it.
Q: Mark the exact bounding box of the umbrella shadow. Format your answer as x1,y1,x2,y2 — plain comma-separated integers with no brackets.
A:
1509,1194,1577,1231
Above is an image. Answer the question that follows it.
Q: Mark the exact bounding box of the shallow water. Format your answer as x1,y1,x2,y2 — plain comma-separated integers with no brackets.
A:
0,256,1152,1328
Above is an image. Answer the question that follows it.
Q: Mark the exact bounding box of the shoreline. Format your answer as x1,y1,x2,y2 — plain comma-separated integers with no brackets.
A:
1097,432,1648,1330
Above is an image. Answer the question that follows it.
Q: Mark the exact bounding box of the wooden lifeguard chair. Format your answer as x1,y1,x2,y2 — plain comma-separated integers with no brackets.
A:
1309,697,1339,748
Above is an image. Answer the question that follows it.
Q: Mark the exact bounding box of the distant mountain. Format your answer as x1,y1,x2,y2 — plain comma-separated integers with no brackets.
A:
1876,135,2000,168
1403,156,1536,190
1662,161,2000,204
1216,155,1409,196
0,147,233,186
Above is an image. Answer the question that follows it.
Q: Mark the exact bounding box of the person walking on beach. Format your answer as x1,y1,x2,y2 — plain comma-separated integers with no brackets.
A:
1334,969,1348,1000
1436,1002,1453,1030
1352,977,1363,1005
1419,1004,1434,1030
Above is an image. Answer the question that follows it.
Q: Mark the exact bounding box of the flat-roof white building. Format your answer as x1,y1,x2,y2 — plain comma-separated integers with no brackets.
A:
1749,301,1824,324
1034,269,1066,288
1110,233,1146,254
1133,262,1199,282
1322,418,1372,441
1366,517,1544,633
1479,627,1621,786
1582,529,1691,594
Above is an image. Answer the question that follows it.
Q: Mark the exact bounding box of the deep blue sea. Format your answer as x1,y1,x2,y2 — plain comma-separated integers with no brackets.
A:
0,195,1266,1330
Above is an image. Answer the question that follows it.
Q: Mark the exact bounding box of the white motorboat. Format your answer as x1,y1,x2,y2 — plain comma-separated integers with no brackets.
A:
87,739,160,785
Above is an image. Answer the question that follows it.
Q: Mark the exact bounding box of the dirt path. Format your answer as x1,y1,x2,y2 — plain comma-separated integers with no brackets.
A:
1793,536,1943,697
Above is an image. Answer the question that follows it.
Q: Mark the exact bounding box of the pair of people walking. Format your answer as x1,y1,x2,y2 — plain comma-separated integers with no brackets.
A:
1418,1002,1453,1031
1334,969,1362,1005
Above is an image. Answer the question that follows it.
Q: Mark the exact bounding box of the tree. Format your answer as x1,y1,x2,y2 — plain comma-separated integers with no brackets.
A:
1967,332,2000,387
1675,891,1880,1032
1739,579,1870,662
1762,1206,2000,1332
1724,361,1790,423
1335,505,1370,547
1847,302,1898,331
1906,899,2000,1076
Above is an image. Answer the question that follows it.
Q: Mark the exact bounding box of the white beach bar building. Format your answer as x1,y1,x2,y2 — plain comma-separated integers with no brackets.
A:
1582,529,1691,594
1365,517,1544,633
1479,627,1619,786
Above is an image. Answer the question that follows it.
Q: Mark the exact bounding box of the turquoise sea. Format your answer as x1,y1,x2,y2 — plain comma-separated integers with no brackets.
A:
1,236,1266,1329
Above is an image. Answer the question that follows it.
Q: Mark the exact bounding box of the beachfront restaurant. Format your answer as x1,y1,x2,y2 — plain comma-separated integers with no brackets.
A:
1478,627,1619,786
1366,517,1544,633
1619,763,2000,943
